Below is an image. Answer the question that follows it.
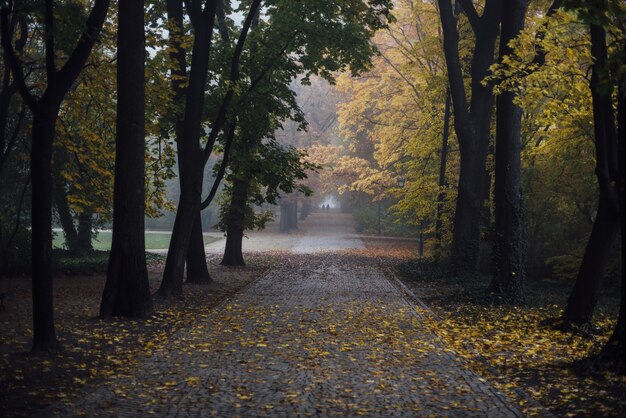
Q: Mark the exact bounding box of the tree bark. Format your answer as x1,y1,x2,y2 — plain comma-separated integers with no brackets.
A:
434,89,451,257
437,0,501,274
563,25,619,325
602,57,626,362
186,212,212,283
159,0,261,296
53,179,81,253
30,108,58,351
76,212,93,252
99,0,153,319
490,0,528,303
164,0,212,286
221,178,248,266
158,1,219,297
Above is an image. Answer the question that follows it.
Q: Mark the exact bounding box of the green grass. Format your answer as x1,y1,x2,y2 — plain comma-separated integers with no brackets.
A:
53,230,220,251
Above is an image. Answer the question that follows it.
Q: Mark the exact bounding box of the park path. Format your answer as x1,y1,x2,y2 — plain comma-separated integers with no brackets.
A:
49,214,524,417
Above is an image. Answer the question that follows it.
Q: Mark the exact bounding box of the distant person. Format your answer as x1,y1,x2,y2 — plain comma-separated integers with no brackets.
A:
326,204,330,212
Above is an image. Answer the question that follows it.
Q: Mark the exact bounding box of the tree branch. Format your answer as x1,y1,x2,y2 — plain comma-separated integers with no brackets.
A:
436,0,470,129
200,118,237,210
456,0,480,31
53,0,110,98
215,0,230,43
202,0,262,159
44,0,56,82
0,2,36,110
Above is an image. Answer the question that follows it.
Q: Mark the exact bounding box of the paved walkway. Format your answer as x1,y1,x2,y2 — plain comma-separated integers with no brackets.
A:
49,214,524,417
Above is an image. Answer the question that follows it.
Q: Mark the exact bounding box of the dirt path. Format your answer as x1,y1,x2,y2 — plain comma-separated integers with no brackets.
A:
47,214,526,417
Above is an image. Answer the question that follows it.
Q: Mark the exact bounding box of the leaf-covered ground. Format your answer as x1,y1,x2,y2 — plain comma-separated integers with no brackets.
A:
4,219,624,417
362,238,626,417
0,253,275,417
41,251,524,417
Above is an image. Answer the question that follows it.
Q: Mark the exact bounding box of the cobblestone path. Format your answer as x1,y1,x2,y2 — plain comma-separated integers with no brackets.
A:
47,215,525,417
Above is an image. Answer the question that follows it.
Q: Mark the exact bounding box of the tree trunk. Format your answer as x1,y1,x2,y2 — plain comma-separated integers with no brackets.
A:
186,211,212,283
30,108,58,351
158,2,218,298
99,0,153,319
76,212,93,253
221,178,248,266
602,60,626,362
163,0,210,286
300,200,311,221
563,24,619,325
280,201,297,233
53,180,81,253
434,89,451,257
438,0,502,274
490,0,528,303
450,142,489,272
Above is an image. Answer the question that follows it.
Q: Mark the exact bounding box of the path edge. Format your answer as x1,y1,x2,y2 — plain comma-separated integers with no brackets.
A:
383,265,554,418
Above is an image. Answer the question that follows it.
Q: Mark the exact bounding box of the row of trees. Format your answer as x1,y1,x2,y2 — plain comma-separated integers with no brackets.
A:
0,0,394,350
335,0,625,362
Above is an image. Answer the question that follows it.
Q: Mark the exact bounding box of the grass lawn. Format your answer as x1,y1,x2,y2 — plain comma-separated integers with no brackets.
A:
53,230,221,251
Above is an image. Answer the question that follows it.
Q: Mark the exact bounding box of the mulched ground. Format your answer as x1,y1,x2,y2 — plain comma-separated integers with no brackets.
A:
0,252,278,417
361,238,626,417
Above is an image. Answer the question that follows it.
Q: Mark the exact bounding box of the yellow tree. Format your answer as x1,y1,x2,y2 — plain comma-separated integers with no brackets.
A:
337,0,456,246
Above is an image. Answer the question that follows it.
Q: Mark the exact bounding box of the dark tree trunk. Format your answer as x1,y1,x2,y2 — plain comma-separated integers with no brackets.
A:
186,212,212,283
450,143,490,271
76,212,93,252
30,108,57,351
53,180,81,253
490,0,528,303
602,60,626,362
99,0,153,319
563,25,619,325
159,0,261,296
164,0,212,286
158,1,218,298
434,89,451,257
438,0,501,274
221,178,248,266
280,201,297,233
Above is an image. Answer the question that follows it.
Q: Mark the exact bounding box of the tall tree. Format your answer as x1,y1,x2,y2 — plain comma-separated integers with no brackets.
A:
0,0,110,350
157,0,261,297
605,40,626,363
165,0,213,285
434,90,452,257
437,0,501,273
491,0,529,303
562,23,619,325
99,0,153,318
